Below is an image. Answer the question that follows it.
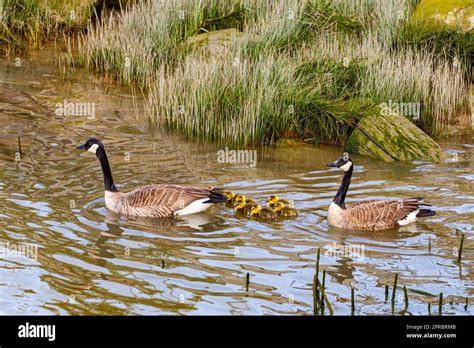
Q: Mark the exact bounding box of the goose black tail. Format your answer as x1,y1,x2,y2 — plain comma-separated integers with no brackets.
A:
417,209,436,217
204,188,227,204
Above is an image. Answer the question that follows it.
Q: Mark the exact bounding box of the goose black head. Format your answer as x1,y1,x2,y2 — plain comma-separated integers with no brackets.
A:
327,152,353,172
76,138,104,155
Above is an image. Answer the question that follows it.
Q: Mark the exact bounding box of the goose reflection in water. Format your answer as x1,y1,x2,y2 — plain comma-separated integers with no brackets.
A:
86,210,227,264
322,222,434,285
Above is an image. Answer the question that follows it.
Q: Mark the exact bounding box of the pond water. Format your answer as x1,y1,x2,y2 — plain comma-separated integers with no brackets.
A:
0,48,473,315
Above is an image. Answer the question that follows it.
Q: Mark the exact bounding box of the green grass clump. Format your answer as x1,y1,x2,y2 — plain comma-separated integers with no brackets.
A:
148,47,367,146
395,20,474,76
148,51,295,145
79,0,258,87
1,0,50,52
295,58,366,99
242,0,365,57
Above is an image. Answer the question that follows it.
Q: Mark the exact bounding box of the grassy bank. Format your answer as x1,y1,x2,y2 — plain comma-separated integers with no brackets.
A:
3,0,473,145
74,0,471,145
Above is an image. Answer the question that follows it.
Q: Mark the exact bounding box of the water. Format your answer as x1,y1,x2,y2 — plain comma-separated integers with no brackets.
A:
0,48,473,315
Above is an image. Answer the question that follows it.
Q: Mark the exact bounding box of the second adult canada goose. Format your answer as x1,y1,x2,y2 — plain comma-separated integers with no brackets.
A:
326,153,436,231
76,138,226,218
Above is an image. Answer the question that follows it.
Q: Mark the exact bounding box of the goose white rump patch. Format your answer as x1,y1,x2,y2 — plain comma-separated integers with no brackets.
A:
175,198,212,216
397,210,419,226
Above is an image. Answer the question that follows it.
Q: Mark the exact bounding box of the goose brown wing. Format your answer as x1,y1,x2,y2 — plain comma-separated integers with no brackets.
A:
124,184,215,213
346,198,422,230
346,200,379,208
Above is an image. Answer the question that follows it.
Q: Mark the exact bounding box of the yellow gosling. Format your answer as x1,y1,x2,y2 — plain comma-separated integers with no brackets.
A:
224,191,236,206
267,195,294,209
250,204,277,220
234,194,256,206
235,201,257,215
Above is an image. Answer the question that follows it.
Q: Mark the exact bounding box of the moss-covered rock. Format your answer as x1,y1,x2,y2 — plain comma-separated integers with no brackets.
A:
411,0,474,33
345,106,443,162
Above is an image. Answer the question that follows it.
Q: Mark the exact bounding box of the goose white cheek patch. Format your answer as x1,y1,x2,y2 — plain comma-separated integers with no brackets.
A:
340,161,352,172
88,143,99,154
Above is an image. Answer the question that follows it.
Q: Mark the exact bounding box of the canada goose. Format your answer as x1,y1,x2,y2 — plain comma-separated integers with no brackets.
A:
76,138,226,217
326,153,436,231
250,204,278,220
274,201,299,217
235,201,257,215
267,195,293,209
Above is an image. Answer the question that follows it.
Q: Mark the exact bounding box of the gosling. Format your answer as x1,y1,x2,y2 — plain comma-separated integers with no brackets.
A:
235,201,257,215
235,194,256,206
267,195,294,209
224,191,236,207
274,201,299,217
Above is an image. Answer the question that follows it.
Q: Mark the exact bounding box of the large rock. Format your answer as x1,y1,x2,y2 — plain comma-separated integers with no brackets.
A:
411,0,474,33
345,106,443,162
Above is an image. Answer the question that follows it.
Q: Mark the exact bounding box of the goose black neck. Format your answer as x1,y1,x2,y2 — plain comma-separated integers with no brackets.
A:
333,166,353,209
96,146,117,192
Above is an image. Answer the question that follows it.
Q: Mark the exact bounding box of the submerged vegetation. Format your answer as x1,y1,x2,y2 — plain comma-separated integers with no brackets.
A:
1,0,473,147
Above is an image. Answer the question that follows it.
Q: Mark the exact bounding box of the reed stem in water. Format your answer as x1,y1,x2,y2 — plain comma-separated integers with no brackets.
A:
457,234,464,263
439,293,443,316
391,273,398,314
351,287,355,316
312,275,318,315
403,285,409,312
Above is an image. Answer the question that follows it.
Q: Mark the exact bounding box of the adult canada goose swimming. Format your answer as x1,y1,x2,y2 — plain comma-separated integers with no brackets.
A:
326,153,436,231
76,138,226,218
